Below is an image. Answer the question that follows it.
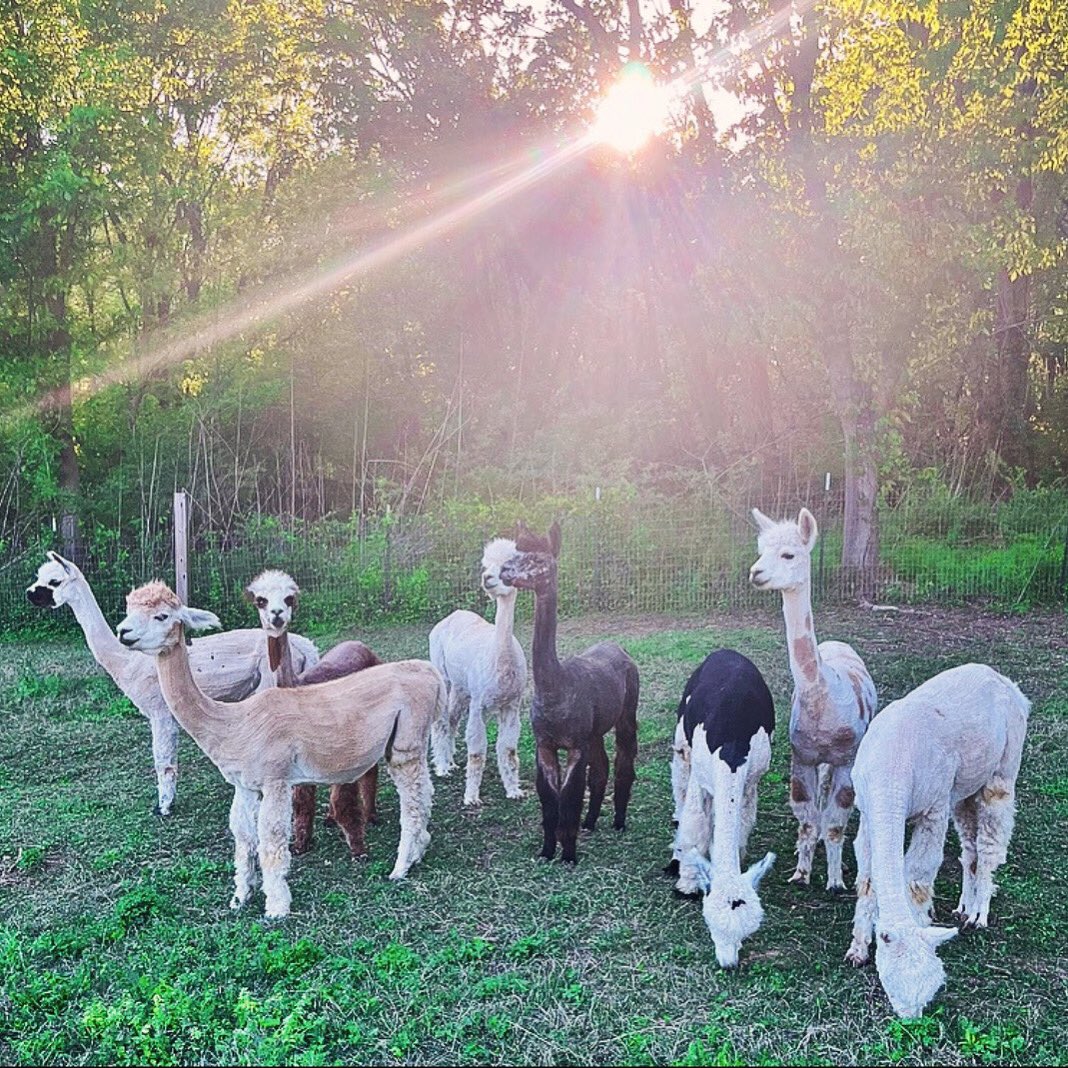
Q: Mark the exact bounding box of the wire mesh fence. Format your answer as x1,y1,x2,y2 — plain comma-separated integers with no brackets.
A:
4,486,1067,637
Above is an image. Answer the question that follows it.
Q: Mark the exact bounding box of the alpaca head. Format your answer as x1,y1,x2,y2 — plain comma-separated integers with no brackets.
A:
26,552,84,609
245,570,299,634
498,521,560,593
874,921,957,1018
689,850,775,968
116,581,221,654
480,538,519,599
749,508,817,592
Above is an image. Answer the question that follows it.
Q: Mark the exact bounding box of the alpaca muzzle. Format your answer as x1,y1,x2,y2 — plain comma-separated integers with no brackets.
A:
26,585,55,607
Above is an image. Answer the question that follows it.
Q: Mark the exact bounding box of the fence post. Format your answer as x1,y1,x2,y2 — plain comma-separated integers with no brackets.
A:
1060,516,1068,605
174,489,189,604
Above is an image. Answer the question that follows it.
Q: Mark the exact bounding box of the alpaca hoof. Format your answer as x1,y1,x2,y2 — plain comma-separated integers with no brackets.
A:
613,820,626,832
388,868,409,881
367,812,380,826
323,814,337,827
663,858,680,878
673,886,702,901
154,802,174,817
581,819,597,832
463,795,483,808
505,789,525,801
263,910,290,923
290,841,312,856
788,870,811,885
229,895,246,911
562,855,578,866
827,883,848,895
845,947,868,967
351,850,370,863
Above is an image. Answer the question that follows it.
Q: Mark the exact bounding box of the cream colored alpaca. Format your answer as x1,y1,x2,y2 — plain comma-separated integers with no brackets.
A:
429,538,527,805
845,663,1029,1018
25,552,318,815
749,508,878,890
116,581,441,918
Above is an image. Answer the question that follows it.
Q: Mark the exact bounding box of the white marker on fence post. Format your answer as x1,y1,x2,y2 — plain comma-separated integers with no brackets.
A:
174,489,189,605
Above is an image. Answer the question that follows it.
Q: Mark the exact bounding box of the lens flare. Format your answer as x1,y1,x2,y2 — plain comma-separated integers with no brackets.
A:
592,63,674,154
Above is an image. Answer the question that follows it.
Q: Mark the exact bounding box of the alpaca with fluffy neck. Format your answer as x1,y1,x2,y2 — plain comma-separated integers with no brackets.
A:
749,509,877,890
25,552,318,815
429,538,527,805
116,581,440,918
245,568,382,857
845,663,1029,1018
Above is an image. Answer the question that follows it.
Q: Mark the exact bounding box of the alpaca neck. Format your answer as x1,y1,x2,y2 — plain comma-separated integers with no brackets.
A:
531,583,561,690
780,579,823,694
269,631,299,688
492,593,518,672
710,765,746,875
67,578,130,679
866,795,914,926
155,630,232,758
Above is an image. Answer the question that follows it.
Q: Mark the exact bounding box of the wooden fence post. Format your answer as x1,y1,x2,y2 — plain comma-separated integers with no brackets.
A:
174,489,189,604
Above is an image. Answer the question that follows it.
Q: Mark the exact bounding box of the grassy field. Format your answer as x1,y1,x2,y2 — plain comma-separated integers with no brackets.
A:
1,605,1066,1066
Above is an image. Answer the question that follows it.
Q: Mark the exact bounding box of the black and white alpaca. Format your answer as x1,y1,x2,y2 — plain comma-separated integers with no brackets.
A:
668,649,777,967
498,521,639,865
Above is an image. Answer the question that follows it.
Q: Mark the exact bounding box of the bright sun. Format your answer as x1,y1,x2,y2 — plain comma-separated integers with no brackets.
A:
592,63,673,154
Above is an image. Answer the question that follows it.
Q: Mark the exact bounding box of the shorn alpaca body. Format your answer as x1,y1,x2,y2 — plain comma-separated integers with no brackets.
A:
26,553,318,816
429,538,527,805
498,522,639,864
670,649,777,967
245,569,381,858
845,663,1029,1018
749,508,877,890
117,581,440,918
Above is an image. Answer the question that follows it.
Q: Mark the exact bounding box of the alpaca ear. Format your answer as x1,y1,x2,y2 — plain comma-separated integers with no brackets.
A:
243,586,257,604
919,926,958,948
548,520,562,558
47,551,74,574
685,849,714,895
798,508,819,547
745,851,776,889
180,607,222,632
751,508,775,533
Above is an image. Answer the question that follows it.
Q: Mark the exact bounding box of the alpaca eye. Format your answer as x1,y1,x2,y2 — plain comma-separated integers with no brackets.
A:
284,595,295,607
256,597,267,608
48,579,61,587
782,552,795,560
155,614,169,622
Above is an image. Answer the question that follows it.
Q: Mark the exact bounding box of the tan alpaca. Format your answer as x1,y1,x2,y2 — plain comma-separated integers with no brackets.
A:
116,581,441,918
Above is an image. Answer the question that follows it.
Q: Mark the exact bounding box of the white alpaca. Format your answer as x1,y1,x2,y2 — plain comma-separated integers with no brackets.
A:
845,663,1029,1018
671,650,777,968
116,581,441,918
749,508,878,890
429,538,527,805
26,552,318,815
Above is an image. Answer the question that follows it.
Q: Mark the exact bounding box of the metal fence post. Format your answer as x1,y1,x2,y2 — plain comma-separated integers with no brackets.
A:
174,489,189,604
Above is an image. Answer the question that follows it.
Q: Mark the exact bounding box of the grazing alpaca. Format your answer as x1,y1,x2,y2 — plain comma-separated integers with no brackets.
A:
498,521,639,865
429,538,527,805
25,552,318,816
670,649,777,967
844,664,1029,1018
749,508,877,890
116,581,440,918
245,569,382,858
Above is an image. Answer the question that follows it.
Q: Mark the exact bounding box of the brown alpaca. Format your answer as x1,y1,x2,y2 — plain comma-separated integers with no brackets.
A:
246,570,382,859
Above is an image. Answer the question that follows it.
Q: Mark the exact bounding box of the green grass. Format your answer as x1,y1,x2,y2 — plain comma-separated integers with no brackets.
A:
0,607,1066,1065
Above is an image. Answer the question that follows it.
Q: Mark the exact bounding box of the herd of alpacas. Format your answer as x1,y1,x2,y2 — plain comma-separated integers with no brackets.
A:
24,508,1030,1021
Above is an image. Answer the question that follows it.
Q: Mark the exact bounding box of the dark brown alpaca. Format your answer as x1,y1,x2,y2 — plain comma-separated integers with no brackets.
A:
499,521,639,864
273,635,383,858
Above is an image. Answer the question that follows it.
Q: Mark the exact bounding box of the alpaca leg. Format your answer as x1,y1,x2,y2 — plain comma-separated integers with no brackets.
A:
674,774,712,896
229,786,261,910
557,747,588,865
821,763,856,892
430,684,463,777
582,735,609,831
148,707,179,816
969,777,1016,928
495,701,525,800
291,784,317,855
463,702,488,806
612,676,639,831
952,795,980,921
535,744,562,861
386,757,433,879
846,814,875,965
359,766,380,825
670,718,691,826
257,782,294,919
330,781,369,860
788,759,821,885
739,775,761,867
903,807,950,925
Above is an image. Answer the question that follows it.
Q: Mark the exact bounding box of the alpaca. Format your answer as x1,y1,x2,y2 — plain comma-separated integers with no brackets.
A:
669,649,777,967
25,552,319,816
749,508,877,890
116,581,440,918
428,538,527,805
844,663,1029,1018
498,521,639,864
245,569,381,858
